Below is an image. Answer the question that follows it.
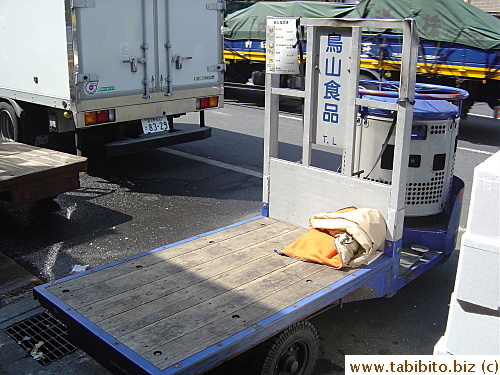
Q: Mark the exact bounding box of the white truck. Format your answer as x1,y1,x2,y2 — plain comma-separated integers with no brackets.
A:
0,0,225,156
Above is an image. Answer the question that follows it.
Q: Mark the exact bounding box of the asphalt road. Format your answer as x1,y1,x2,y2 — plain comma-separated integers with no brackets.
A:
0,89,498,374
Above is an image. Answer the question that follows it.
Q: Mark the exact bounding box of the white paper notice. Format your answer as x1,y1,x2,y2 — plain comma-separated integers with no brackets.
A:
266,18,299,74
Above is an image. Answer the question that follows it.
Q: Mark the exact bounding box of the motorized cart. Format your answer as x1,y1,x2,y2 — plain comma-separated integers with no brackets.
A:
34,18,465,375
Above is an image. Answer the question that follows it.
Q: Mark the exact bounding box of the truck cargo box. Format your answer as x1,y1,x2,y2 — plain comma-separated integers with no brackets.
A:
0,0,225,155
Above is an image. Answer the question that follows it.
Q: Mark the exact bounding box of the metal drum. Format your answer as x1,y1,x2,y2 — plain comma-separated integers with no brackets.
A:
355,82,468,217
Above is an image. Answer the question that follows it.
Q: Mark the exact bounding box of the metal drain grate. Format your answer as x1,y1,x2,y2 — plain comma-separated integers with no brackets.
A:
5,311,78,366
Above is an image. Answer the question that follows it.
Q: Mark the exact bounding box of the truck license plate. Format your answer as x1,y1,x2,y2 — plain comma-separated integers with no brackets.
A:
141,116,170,134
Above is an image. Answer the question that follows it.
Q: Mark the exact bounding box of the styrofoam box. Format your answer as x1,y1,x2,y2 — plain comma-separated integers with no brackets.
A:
455,242,499,310
441,294,500,355
464,151,500,240
454,151,500,310
435,152,500,356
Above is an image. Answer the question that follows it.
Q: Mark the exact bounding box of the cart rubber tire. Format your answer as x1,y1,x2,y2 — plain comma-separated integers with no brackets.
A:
250,320,319,375
0,102,20,142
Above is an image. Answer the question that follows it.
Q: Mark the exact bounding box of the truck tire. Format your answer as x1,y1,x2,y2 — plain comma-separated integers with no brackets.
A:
359,73,379,90
0,102,20,141
249,320,319,375
252,71,266,86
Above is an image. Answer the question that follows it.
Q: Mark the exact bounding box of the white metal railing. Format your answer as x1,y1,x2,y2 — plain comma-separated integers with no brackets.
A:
263,18,419,243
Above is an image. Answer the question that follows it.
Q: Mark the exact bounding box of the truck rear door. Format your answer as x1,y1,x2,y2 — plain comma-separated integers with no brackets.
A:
158,0,224,92
74,0,156,99
74,0,224,101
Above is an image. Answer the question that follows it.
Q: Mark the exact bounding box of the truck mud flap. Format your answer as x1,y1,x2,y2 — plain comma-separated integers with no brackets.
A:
104,127,211,157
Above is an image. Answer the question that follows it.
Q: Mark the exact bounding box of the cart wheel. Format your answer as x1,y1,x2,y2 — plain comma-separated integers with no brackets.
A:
250,320,319,375
0,102,20,142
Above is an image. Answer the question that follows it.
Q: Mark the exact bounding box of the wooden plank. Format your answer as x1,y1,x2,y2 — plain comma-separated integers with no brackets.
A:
100,252,297,337
149,266,354,369
78,227,306,324
47,218,295,298
0,140,87,192
0,141,85,173
119,259,325,354
10,173,81,207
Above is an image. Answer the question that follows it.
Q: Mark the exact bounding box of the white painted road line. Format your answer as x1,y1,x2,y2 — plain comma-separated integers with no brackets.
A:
468,113,495,119
161,146,492,179
279,114,302,121
457,146,494,155
159,148,263,178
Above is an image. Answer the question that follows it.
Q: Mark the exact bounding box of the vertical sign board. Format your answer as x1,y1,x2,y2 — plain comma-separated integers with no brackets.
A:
266,18,300,74
315,28,354,149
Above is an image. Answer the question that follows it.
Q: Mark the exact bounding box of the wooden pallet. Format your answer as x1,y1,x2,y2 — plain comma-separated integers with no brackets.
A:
40,217,373,374
0,140,87,206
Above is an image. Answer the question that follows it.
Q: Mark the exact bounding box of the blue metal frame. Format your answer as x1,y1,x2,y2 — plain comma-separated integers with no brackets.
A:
402,177,464,256
261,202,269,217
393,176,465,293
34,216,265,375
34,178,464,375
36,250,392,375
34,289,159,375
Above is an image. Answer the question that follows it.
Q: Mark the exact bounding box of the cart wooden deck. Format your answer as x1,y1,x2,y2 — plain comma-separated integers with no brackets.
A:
0,140,87,206
35,216,392,375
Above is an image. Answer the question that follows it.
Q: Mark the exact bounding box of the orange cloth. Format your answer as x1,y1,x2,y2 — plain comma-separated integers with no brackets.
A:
280,207,357,269
281,228,344,269
279,207,387,269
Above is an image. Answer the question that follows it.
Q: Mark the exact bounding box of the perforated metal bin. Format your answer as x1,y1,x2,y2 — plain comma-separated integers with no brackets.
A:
355,96,460,217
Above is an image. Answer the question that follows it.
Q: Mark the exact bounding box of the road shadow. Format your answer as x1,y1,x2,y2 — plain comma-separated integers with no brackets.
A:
85,146,263,203
459,115,500,148
85,127,342,201
0,191,132,282
225,86,303,114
